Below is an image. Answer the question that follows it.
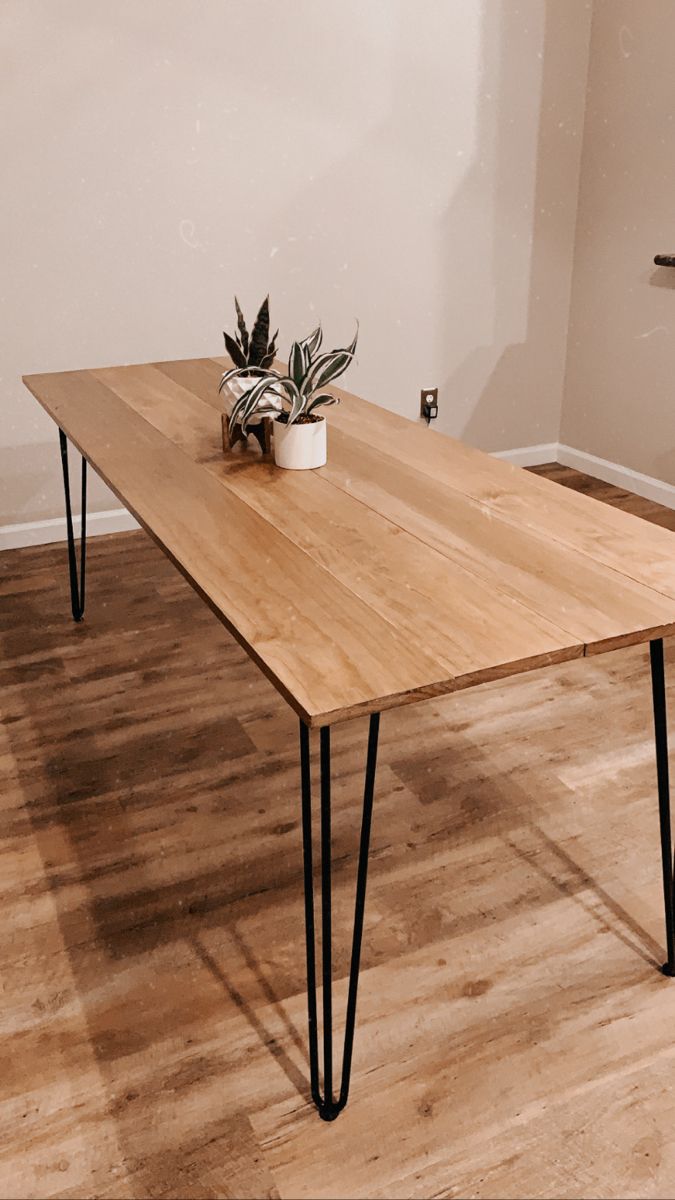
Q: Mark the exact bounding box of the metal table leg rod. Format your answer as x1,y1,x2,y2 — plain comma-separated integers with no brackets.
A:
58,429,87,622
650,638,675,976
300,713,380,1120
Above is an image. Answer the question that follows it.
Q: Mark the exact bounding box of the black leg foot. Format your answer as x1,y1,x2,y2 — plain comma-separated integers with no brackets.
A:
650,639,675,976
59,429,87,622
300,713,380,1120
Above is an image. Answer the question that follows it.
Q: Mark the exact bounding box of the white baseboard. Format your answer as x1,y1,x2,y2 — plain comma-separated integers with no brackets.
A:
492,442,558,467
2,442,674,552
493,441,675,511
0,508,139,552
556,444,675,510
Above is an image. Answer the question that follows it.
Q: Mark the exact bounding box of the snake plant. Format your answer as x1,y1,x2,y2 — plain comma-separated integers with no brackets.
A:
220,322,358,438
223,295,278,371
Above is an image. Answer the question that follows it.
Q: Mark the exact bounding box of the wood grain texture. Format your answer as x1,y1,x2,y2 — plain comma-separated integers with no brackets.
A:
22,358,675,726
3,465,675,1199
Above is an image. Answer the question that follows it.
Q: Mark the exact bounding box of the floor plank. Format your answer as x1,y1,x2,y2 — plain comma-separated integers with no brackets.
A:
1,464,675,1198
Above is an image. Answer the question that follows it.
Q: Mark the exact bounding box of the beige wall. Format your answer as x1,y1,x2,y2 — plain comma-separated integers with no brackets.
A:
562,0,675,484
1,0,591,527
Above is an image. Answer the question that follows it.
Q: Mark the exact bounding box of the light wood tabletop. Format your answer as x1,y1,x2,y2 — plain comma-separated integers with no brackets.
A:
23,358,675,727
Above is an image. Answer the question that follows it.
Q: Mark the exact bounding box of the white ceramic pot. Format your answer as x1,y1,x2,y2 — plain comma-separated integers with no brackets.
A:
273,417,327,470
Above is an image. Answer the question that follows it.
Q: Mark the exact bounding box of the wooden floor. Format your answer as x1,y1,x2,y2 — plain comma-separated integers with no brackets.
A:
2,464,675,1200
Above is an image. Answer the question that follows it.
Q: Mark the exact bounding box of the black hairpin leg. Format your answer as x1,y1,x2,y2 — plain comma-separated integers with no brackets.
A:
650,639,675,976
300,713,380,1120
58,429,87,622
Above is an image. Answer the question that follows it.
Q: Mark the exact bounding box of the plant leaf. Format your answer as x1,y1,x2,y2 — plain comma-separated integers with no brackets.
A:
231,398,257,436
234,297,249,358
243,373,278,409
228,395,249,430
305,349,353,392
276,378,297,409
223,331,247,369
219,366,244,391
346,321,359,356
248,404,280,428
249,295,270,366
280,379,304,424
300,324,322,358
258,376,301,422
260,328,279,368
307,392,340,415
219,365,252,391
228,373,278,433
230,374,281,432
288,341,306,387
219,364,281,392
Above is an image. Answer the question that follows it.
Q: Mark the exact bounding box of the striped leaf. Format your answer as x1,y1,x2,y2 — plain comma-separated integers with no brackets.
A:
234,297,249,357
228,374,277,435
260,328,279,370
231,373,301,433
223,331,247,369
289,341,306,388
300,324,322,357
244,373,279,409
218,364,280,393
228,394,250,430
307,392,340,415
241,404,276,435
219,366,243,392
305,349,353,392
249,295,271,365
278,378,303,424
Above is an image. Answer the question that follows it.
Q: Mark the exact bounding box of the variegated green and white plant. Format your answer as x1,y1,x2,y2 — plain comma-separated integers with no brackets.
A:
220,322,358,440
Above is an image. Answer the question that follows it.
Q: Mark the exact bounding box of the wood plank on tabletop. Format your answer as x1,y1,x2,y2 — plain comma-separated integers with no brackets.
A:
92,363,224,452
154,356,225,412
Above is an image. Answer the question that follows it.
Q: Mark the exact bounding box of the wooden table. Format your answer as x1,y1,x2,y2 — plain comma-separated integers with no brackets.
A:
23,357,675,1121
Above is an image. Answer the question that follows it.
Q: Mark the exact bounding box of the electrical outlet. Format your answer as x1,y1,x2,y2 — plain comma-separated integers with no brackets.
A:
420,387,439,424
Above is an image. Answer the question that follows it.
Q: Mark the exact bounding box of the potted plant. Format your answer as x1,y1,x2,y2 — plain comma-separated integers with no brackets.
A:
219,296,280,452
221,323,358,470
